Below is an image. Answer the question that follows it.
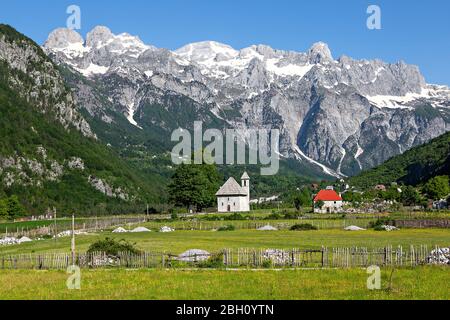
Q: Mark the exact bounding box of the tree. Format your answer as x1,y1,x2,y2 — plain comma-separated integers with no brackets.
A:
423,176,450,200
315,200,324,210
342,191,363,203
292,188,311,211
167,163,221,212
382,186,401,201
0,198,8,218
87,238,140,256
400,186,421,206
6,195,26,219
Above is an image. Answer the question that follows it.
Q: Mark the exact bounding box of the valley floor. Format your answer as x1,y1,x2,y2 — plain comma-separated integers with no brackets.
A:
0,267,448,300
1,228,450,255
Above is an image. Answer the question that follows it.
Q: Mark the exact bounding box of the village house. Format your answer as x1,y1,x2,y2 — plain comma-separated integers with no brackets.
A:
215,172,250,212
374,184,387,191
313,187,343,213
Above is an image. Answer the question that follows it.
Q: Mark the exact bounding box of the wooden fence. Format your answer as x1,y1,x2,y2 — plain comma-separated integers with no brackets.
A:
0,216,148,239
0,245,444,270
394,219,450,229
144,219,375,231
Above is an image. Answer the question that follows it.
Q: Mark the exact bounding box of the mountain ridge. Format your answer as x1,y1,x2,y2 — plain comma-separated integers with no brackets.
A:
43,25,450,178
0,24,164,215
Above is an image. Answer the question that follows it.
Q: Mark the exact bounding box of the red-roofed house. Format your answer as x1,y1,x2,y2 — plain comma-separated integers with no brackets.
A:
313,188,343,213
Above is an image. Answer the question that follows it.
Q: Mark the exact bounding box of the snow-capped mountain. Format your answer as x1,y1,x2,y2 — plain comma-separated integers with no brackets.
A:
43,26,450,177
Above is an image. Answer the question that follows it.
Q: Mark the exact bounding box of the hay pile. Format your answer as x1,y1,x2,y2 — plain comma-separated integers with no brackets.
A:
257,225,278,231
130,226,151,233
344,225,366,231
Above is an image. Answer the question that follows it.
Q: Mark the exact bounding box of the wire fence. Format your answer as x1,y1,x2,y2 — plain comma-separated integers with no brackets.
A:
0,216,148,239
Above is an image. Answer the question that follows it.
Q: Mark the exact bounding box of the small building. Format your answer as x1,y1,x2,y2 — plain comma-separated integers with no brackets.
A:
374,184,387,191
216,172,250,212
313,189,343,213
433,199,448,210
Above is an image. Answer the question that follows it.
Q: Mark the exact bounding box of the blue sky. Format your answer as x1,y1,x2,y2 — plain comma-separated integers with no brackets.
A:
1,0,449,84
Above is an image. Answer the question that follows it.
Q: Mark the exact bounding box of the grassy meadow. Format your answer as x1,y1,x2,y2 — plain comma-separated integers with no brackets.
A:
1,211,449,300
0,267,449,300
1,228,449,255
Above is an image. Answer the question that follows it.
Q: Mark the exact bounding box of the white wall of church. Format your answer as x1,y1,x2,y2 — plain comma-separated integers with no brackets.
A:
217,196,249,212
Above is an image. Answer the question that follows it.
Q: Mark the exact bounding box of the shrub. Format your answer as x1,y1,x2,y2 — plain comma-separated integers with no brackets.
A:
224,213,246,221
373,225,386,231
262,259,273,268
290,223,318,231
368,218,394,229
198,253,225,268
265,213,283,220
87,237,140,256
217,224,236,231
200,215,222,221
284,211,302,219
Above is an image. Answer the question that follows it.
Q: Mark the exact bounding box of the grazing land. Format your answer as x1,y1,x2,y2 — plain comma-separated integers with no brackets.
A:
0,267,449,300
1,211,449,300
1,228,449,255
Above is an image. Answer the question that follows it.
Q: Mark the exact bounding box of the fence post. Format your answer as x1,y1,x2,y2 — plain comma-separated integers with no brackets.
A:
321,246,324,268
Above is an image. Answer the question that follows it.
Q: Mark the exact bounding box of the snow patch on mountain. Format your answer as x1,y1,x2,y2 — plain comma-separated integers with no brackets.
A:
126,102,142,129
75,63,109,77
293,146,342,178
265,59,313,77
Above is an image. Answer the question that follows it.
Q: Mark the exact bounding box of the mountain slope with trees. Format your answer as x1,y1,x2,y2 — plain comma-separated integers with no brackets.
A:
348,131,450,189
0,25,163,216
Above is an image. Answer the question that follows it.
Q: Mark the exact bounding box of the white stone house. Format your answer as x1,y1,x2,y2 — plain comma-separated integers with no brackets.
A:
216,172,250,212
313,189,343,213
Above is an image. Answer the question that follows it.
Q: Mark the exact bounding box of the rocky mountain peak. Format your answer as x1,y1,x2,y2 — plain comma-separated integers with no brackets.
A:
86,25,114,48
42,25,450,178
175,41,239,63
44,28,84,49
308,42,333,63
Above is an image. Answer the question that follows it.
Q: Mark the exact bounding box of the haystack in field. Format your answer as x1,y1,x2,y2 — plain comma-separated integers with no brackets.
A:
130,227,151,233
258,225,278,231
18,236,32,243
344,225,366,231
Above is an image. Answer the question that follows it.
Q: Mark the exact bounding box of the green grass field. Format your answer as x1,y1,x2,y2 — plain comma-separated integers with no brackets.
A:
1,228,449,255
1,212,449,300
0,267,448,300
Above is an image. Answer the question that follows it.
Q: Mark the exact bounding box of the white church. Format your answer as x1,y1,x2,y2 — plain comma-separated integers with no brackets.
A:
215,172,250,212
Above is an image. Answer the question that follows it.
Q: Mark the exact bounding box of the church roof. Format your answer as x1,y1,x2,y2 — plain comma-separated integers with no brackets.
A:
241,171,250,180
216,177,247,196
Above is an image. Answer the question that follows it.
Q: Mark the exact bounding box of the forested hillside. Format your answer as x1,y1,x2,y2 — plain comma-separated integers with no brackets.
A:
349,131,450,189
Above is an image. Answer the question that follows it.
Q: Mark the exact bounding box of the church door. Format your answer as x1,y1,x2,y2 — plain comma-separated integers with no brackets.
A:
227,205,231,212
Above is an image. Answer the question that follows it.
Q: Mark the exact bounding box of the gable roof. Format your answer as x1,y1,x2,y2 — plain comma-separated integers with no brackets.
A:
314,190,342,202
216,177,247,196
241,172,250,180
